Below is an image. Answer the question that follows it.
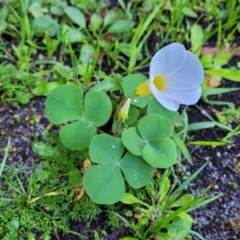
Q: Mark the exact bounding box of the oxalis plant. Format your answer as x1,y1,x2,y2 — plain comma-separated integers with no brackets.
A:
45,43,204,205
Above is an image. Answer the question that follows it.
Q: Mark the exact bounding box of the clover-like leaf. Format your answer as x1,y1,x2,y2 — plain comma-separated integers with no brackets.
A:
121,127,145,156
122,74,152,108
89,134,124,164
138,114,173,139
147,98,178,123
45,85,112,150
83,134,152,204
83,164,124,205
45,85,83,124
59,120,96,150
122,114,177,168
121,152,152,189
84,90,112,127
142,138,177,168
126,105,139,125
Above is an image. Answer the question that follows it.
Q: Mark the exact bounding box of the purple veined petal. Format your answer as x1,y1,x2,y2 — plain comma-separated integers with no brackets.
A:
165,51,204,91
162,86,202,105
158,43,186,78
149,53,164,81
150,82,180,111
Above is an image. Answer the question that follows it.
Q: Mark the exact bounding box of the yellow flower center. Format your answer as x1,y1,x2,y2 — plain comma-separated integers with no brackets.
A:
135,80,152,96
153,75,166,91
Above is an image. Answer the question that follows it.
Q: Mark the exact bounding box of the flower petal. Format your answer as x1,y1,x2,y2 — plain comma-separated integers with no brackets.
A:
155,43,186,78
166,51,204,90
162,86,202,105
149,53,164,79
150,83,179,111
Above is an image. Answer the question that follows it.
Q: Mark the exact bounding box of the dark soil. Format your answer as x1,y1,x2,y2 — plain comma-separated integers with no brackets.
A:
186,105,240,240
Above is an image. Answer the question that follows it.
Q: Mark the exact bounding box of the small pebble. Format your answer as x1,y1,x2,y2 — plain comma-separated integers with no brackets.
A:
216,151,221,157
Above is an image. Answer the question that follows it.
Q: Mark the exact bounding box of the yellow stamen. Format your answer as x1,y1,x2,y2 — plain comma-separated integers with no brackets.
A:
153,75,166,91
135,80,152,96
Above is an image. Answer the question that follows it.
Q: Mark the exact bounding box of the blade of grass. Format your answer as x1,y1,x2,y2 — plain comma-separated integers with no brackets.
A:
0,137,10,177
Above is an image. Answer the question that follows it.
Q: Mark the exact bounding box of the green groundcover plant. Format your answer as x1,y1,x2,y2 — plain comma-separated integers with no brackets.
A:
45,43,204,204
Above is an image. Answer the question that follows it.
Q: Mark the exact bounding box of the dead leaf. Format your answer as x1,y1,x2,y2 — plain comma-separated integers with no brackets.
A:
81,158,92,173
134,212,144,219
0,104,11,112
29,191,62,203
73,185,85,201
98,49,104,65
207,74,222,88
104,33,113,41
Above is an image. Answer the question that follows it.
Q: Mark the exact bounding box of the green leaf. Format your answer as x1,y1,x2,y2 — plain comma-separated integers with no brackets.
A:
90,13,102,30
45,85,83,124
107,19,134,33
0,6,8,22
205,68,240,81
172,132,192,163
147,98,177,123
45,85,112,150
80,44,95,63
83,164,124,204
84,134,152,204
33,142,60,158
142,138,177,168
182,7,198,18
103,10,122,27
188,141,227,146
202,87,239,97
16,91,30,104
167,213,193,239
187,121,232,132
60,120,96,150
89,135,124,164
62,25,85,43
187,122,216,131
125,105,139,125
213,53,232,67
29,2,47,18
118,43,143,60
171,194,194,208
33,16,60,36
122,127,145,156
64,6,86,28
191,24,203,56
84,90,112,127
50,5,65,16
122,73,147,96
122,74,152,108
138,114,173,139
121,152,152,188
121,193,146,205
92,78,122,92
159,177,170,202
68,165,82,187
122,114,177,168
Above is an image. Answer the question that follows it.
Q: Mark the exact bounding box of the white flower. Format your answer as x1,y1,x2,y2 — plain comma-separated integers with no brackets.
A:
135,43,204,111
149,42,204,111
